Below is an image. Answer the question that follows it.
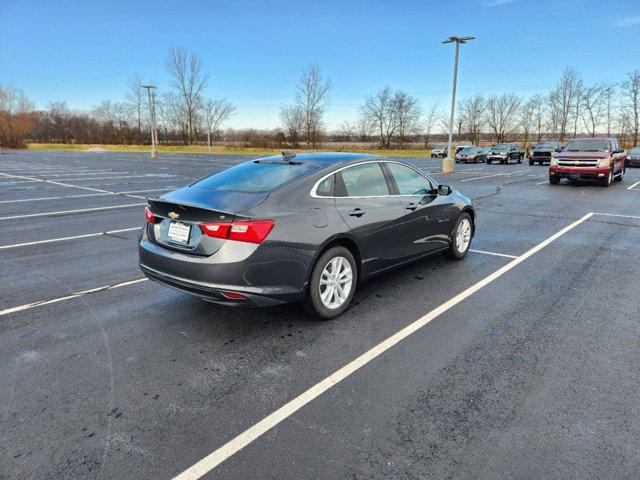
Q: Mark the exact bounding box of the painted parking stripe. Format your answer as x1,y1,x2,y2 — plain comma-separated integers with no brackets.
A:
0,278,148,317
0,203,144,221
535,180,549,185
460,172,511,182
0,227,140,250
0,188,172,204
469,248,518,259
172,212,595,480
593,212,640,220
627,180,640,190
53,174,178,181
0,172,147,199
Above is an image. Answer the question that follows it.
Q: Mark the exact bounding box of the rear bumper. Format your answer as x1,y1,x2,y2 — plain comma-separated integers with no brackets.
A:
549,165,610,179
138,227,313,307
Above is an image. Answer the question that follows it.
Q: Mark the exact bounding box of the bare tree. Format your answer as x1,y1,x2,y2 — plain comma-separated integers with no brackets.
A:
458,95,484,145
423,102,439,148
520,96,538,149
621,70,640,146
527,94,545,142
295,64,331,148
604,83,616,137
202,98,236,150
548,68,582,141
360,86,395,148
165,47,208,144
0,85,36,148
126,73,145,140
580,82,609,137
485,93,521,143
279,105,305,147
393,90,422,148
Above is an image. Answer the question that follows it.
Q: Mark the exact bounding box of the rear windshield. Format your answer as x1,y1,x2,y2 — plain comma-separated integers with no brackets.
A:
193,161,320,193
493,143,512,149
459,147,481,154
565,140,610,152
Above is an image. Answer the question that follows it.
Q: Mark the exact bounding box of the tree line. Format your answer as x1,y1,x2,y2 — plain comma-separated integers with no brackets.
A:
1,50,639,150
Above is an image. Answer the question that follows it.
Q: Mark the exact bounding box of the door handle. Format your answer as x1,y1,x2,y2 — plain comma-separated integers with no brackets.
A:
348,208,366,217
404,203,418,211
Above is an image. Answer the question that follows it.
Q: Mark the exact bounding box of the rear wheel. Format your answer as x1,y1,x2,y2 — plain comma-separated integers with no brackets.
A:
444,213,473,260
303,246,357,320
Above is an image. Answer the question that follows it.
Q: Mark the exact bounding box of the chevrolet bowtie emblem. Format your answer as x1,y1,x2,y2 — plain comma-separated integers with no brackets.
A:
168,212,179,220
574,161,580,165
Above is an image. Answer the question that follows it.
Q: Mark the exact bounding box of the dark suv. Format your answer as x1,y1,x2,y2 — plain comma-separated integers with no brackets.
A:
529,140,564,165
486,143,524,164
549,137,627,187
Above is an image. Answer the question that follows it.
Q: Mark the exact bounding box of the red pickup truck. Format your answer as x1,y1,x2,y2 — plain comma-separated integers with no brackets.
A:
549,137,627,187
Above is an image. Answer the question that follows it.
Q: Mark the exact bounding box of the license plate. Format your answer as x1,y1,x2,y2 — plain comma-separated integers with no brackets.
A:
167,221,191,244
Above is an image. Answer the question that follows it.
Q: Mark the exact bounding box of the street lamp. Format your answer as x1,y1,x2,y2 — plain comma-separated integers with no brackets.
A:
141,85,158,159
442,35,475,173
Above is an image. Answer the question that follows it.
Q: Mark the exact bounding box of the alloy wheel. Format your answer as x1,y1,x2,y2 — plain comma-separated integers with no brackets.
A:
319,256,353,309
456,218,472,253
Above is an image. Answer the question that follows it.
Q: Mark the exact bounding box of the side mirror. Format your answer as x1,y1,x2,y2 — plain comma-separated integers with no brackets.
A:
438,184,452,196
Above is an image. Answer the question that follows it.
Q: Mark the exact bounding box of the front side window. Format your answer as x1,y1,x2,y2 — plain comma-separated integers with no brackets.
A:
336,163,390,197
386,163,433,196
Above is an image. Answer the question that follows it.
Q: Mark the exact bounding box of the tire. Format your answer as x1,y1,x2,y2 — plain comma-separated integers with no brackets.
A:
444,213,473,260
529,159,534,166
549,176,560,185
302,246,357,320
600,168,613,187
486,159,492,165
615,164,625,181
538,160,544,166
518,154,523,164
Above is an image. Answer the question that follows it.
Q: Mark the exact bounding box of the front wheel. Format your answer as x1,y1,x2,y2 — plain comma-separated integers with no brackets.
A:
486,159,492,165
615,164,625,181
303,246,357,319
518,154,523,164
444,213,473,260
600,168,613,187
529,159,534,166
549,175,560,185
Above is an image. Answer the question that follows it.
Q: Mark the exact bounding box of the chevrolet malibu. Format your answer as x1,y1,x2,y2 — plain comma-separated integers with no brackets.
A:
139,153,475,319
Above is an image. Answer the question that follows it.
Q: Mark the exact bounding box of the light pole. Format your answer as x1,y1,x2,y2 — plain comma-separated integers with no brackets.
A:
141,85,158,158
442,35,475,173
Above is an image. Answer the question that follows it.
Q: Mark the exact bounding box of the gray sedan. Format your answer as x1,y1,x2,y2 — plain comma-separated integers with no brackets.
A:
139,153,475,318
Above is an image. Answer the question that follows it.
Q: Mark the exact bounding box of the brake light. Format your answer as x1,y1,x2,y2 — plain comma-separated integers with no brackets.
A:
200,220,275,244
222,291,246,299
145,207,155,223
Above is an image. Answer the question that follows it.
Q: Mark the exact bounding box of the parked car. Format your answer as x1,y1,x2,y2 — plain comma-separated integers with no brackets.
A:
549,137,627,186
431,144,448,158
455,146,485,163
139,152,475,319
529,140,564,165
455,141,473,155
628,146,640,167
486,143,524,164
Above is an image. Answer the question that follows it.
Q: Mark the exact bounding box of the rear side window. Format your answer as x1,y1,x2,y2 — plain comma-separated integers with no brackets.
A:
386,163,434,195
336,163,390,197
315,174,334,197
194,161,319,193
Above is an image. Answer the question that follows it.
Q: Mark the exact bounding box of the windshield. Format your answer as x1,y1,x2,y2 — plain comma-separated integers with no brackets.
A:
459,147,480,154
536,141,560,148
631,147,640,153
564,140,610,152
193,160,320,193
493,143,511,150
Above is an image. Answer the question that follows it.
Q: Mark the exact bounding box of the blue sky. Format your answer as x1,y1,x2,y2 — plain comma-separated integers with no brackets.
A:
1,0,639,129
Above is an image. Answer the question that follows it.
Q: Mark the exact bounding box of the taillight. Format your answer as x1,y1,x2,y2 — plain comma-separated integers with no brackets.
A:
200,220,275,244
145,206,155,223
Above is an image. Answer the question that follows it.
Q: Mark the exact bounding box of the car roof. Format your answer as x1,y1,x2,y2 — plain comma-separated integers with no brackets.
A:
254,152,378,167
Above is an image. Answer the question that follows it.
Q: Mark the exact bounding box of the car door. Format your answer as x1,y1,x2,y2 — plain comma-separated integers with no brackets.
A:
333,162,406,274
384,162,452,257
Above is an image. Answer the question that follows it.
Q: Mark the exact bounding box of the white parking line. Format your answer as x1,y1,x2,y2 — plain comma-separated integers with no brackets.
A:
593,212,640,220
172,212,595,480
469,248,518,259
535,180,549,185
0,227,140,250
53,174,178,182
0,172,147,199
0,203,144,221
627,180,640,190
0,278,148,317
0,188,172,204
460,172,511,182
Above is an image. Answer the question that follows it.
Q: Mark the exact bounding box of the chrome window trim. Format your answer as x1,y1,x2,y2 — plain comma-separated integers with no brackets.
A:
310,160,437,199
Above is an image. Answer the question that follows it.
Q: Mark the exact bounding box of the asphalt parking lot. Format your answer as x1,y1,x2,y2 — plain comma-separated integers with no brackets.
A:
1,150,639,480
